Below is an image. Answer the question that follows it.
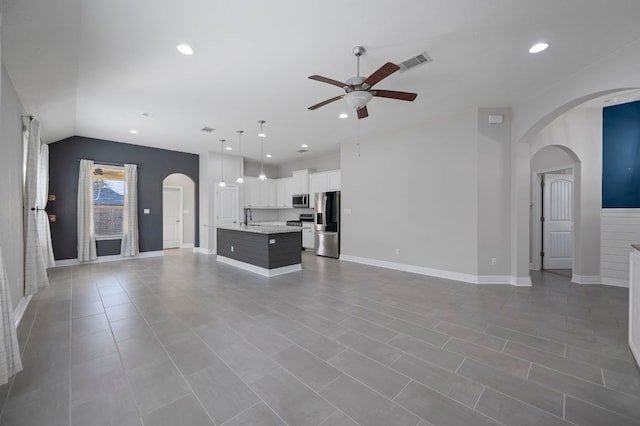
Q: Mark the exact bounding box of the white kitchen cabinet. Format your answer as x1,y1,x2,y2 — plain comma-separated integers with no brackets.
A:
308,170,341,208
292,169,309,194
244,177,277,208
302,224,315,249
276,177,293,208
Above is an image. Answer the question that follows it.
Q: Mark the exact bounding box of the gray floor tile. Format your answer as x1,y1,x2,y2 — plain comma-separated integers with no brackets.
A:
564,395,640,426
433,321,506,351
72,300,105,319
110,316,154,342
117,332,166,370
340,316,398,342
215,340,282,384
71,352,128,407
386,319,449,347
70,387,141,426
273,345,342,391
105,302,141,322
221,402,286,426
503,341,603,384
127,357,191,415
444,338,530,378
528,363,640,420
486,325,565,356
72,312,110,336
71,328,117,365
287,327,346,361
457,358,564,417
328,349,410,399
150,319,195,346
165,336,217,375
475,388,571,426
192,321,243,350
335,330,404,366
603,368,640,396
388,334,463,372
142,394,214,426
394,381,499,426
320,375,419,426
186,358,260,425
565,344,639,375
251,368,336,426
254,310,303,335
318,410,360,426
239,323,294,356
390,354,484,408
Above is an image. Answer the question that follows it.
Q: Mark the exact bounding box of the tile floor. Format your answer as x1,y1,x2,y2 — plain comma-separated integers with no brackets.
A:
1,249,639,425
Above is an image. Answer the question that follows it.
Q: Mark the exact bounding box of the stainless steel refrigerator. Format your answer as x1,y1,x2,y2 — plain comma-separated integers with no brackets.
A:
315,191,340,258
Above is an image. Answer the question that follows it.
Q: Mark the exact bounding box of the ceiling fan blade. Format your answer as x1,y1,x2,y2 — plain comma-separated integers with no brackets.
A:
308,75,348,89
373,90,417,101
357,106,369,119
308,95,344,110
362,62,400,88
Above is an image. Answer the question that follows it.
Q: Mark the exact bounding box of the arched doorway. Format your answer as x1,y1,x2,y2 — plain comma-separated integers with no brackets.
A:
162,173,196,250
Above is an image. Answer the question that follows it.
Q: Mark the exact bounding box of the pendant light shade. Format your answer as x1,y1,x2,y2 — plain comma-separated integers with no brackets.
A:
218,139,226,187
258,120,267,181
235,130,245,184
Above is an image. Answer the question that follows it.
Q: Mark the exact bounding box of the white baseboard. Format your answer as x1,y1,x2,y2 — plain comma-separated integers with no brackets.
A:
194,247,215,255
181,243,194,249
600,276,629,288
216,256,301,277
571,274,602,285
630,336,640,369
510,276,533,286
339,255,525,286
54,250,164,267
13,295,32,327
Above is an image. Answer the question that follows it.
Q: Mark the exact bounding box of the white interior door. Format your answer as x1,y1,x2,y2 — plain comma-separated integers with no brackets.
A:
216,185,238,227
163,186,182,249
543,174,573,269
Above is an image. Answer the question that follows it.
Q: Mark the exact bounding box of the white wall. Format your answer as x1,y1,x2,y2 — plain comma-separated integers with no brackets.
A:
340,108,479,277
163,173,195,246
477,108,512,277
278,152,340,178
243,159,278,179
529,108,602,281
1,63,26,308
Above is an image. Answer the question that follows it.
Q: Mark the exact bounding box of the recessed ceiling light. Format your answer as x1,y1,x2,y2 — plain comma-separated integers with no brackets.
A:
301,144,308,148
176,44,194,55
266,154,272,158
129,130,139,134
529,42,549,54
339,113,349,119
225,146,232,151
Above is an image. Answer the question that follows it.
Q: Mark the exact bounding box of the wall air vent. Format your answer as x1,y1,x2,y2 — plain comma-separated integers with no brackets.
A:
200,126,215,133
297,149,308,153
398,52,432,72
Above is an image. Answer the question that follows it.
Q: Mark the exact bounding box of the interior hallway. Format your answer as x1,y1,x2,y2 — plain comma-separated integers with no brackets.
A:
0,250,638,425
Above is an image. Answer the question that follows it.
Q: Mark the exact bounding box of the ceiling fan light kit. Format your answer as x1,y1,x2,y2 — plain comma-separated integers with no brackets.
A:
308,46,418,119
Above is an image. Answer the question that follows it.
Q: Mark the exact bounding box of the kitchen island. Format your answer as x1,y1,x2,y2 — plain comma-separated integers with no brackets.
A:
216,225,302,277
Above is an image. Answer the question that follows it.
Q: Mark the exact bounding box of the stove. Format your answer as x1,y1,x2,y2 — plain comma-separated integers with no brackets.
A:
286,220,302,227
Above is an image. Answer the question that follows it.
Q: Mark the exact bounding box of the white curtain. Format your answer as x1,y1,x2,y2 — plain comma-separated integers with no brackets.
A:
24,118,50,295
120,164,139,257
37,144,55,268
0,248,23,385
77,159,97,262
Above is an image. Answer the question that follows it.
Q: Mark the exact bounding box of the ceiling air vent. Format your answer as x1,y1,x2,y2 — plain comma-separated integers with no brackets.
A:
200,126,215,133
398,52,432,72
297,149,308,153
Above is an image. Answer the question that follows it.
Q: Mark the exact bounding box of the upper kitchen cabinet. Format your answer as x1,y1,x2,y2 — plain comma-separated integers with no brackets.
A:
276,177,293,208
292,169,309,194
244,177,277,208
308,170,341,208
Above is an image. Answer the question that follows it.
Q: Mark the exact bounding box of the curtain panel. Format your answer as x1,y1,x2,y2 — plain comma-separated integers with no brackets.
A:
77,159,97,262
0,248,23,385
23,118,49,295
120,164,139,257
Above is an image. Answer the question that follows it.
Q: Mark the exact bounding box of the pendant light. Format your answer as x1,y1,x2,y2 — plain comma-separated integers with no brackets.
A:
235,130,245,183
218,139,226,187
258,120,267,181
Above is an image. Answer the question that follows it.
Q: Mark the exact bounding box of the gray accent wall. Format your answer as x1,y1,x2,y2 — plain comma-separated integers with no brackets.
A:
48,136,199,260
0,64,26,308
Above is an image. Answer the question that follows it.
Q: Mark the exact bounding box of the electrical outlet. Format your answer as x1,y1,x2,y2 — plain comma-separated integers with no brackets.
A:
395,248,400,255
491,257,497,265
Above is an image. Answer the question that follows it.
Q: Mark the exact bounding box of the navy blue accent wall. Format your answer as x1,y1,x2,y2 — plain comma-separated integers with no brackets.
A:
602,101,640,208
48,136,199,260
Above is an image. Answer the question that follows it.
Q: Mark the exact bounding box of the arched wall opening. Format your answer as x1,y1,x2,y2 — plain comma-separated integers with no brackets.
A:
162,173,196,249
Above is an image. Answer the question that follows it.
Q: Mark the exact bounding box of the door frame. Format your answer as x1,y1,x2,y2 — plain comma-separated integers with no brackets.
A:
530,164,574,271
163,185,184,249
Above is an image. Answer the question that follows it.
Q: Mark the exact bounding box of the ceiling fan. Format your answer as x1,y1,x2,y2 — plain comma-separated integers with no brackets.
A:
308,46,417,119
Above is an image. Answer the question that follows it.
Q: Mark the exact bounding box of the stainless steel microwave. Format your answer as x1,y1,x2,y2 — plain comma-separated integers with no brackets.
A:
292,194,309,208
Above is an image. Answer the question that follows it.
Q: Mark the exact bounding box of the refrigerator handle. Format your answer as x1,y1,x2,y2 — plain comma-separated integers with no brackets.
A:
323,195,328,227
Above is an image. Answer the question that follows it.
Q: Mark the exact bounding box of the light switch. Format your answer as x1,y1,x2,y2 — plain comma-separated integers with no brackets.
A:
143,209,150,214
269,239,276,244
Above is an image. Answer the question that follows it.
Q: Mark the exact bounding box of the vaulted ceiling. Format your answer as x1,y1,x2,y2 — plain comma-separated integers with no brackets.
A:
3,0,640,165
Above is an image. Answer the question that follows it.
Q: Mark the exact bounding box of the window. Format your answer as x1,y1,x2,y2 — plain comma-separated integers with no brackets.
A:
93,165,124,239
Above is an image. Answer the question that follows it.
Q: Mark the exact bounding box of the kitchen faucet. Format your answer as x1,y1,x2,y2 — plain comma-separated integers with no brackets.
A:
244,208,252,226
